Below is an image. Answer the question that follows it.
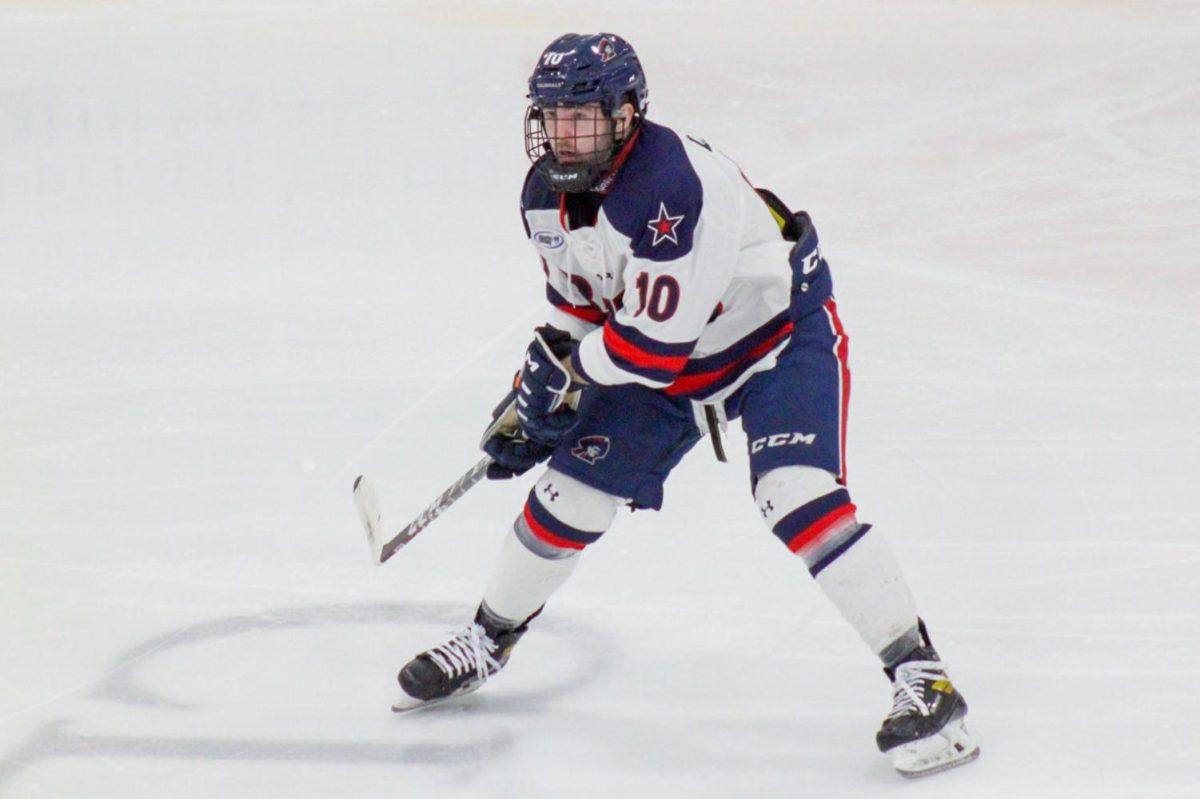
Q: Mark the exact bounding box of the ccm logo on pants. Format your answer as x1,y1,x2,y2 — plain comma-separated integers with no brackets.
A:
749,432,816,453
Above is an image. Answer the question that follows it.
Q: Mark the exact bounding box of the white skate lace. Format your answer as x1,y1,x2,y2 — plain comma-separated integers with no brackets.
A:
427,623,503,682
886,660,948,720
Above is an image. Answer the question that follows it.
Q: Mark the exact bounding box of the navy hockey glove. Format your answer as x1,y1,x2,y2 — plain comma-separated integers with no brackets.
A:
483,433,554,480
479,379,554,480
516,326,580,448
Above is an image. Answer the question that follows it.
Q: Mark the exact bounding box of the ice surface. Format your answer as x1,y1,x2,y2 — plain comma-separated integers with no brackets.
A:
2,1,1198,797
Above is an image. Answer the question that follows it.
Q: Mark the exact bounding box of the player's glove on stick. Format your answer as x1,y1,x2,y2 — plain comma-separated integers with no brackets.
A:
479,376,553,479
478,326,580,480
516,326,580,447
483,434,554,480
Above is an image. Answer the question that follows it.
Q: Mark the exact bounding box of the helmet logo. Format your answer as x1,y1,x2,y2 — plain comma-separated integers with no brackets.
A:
571,435,610,465
541,50,574,67
592,38,617,63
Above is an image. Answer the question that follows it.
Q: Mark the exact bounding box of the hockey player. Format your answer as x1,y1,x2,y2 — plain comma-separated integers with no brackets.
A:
394,33,979,777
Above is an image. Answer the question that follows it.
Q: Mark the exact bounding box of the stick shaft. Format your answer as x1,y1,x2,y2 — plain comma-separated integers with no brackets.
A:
377,456,492,563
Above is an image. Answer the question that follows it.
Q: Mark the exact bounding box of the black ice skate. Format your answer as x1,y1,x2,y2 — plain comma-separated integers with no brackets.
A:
392,605,533,714
876,621,980,777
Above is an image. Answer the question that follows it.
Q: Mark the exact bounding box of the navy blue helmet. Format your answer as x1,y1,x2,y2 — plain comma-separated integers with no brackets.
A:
524,33,649,192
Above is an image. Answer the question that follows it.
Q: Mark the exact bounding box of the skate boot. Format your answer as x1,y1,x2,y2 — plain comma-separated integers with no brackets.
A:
876,621,980,777
392,604,535,713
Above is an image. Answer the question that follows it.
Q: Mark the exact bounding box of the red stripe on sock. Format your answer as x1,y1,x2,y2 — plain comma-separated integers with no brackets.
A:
786,503,858,554
522,503,586,551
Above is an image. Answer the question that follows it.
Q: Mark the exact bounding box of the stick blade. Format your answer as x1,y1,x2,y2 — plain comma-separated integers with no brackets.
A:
352,475,386,564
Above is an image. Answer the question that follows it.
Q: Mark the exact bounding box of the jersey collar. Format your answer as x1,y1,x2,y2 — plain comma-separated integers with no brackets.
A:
592,125,643,195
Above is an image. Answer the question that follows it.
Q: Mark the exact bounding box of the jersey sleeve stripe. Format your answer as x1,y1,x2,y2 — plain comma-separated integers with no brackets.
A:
603,348,677,384
665,315,794,397
556,304,607,324
681,311,792,374
546,284,607,324
602,322,693,375
608,319,696,357
574,327,673,387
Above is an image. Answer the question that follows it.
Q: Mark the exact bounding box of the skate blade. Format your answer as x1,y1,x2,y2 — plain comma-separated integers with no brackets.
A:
891,716,980,778
391,681,484,715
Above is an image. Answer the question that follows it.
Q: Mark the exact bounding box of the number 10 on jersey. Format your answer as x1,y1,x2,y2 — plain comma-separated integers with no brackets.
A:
633,273,681,321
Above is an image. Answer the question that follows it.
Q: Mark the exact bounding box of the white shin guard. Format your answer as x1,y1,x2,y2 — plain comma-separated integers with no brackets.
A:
481,469,620,625
755,466,920,659
482,524,581,625
814,529,921,660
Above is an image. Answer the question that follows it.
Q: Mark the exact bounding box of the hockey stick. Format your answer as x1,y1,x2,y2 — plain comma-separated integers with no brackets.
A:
353,458,493,565
351,390,520,565
353,352,581,565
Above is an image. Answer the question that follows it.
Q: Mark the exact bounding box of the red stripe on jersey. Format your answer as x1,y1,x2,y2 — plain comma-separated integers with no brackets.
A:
555,303,606,324
603,323,689,373
787,503,858,554
665,321,794,396
522,504,586,551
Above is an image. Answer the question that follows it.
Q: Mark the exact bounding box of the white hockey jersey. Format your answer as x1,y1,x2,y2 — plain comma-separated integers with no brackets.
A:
520,120,832,403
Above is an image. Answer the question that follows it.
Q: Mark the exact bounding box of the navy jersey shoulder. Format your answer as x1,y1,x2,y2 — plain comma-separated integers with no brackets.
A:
521,162,560,212
603,121,703,262
520,163,559,238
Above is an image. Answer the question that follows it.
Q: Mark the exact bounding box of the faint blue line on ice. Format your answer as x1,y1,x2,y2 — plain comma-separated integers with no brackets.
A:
0,628,198,728
902,541,1200,549
340,306,542,472
0,556,384,602
836,246,1198,323
942,626,1199,645
0,754,59,798
968,556,1200,592
760,37,1174,186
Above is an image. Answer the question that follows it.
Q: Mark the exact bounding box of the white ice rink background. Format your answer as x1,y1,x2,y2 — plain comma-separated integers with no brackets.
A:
2,1,1198,796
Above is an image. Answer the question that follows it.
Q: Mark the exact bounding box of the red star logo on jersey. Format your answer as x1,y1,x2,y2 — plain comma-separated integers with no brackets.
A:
646,202,685,247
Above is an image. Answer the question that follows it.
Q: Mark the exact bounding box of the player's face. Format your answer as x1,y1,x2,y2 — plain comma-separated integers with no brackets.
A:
542,102,614,164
